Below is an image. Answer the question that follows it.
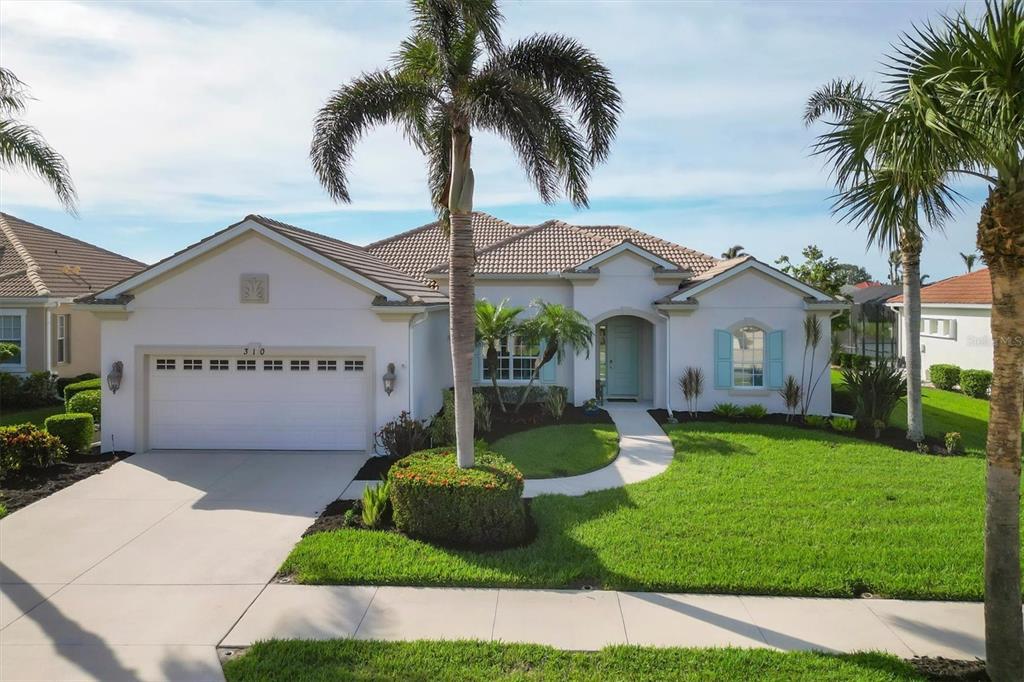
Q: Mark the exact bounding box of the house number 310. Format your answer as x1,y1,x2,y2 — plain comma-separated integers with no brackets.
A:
242,343,265,356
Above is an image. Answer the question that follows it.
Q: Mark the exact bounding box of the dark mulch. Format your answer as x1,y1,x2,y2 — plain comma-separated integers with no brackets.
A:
910,657,988,681
1,449,133,514
647,409,949,455
355,404,614,481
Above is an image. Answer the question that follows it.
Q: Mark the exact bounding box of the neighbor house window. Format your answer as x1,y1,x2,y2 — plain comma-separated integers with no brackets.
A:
732,326,765,388
56,314,69,364
921,317,956,340
0,310,25,368
481,336,540,381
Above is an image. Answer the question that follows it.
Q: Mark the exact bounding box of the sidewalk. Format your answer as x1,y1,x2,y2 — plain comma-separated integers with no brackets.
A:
222,585,988,660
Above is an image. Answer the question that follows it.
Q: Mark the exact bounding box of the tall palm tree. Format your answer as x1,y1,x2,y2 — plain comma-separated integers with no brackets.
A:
513,300,593,412
961,251,979,273
721,244,746,259
474,298,523,412
807,2,1024,677
309,0,620,467
0,68,77,215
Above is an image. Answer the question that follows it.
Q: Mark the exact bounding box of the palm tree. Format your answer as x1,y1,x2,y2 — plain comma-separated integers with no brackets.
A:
807,3,1024,676
513,300,593,412
961,251,978,273
0,68,77,215
721,244,746,259
474,298,523,412
309,0,620,467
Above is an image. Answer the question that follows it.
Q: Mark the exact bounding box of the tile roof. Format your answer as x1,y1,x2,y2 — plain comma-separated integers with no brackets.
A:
0,213,145,298
366,212,528,283
889,268,992,305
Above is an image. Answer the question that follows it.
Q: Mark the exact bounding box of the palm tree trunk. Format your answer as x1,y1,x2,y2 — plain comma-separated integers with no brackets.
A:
514,343,556,413
449,127,475,468
977,189,1024,682
901,229,924,443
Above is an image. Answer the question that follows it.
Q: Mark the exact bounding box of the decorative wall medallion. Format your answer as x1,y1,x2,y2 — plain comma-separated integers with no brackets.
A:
240,274,269,303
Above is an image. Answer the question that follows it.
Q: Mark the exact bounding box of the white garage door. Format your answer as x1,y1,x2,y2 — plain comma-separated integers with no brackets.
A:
148,355,369,450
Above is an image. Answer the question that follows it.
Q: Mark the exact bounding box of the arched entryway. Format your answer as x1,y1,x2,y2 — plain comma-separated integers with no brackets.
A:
596,314,655,401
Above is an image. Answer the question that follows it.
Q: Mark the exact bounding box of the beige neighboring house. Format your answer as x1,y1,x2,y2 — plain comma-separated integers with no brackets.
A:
0,212,145,378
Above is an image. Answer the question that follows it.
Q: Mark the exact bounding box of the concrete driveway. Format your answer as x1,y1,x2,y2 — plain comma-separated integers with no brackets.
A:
0,449,364,682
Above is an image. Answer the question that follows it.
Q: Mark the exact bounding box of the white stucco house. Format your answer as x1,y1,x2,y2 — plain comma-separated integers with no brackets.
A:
887,267,993,377
77,213,844,454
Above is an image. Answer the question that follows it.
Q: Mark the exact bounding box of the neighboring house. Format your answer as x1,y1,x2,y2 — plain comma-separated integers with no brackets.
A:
0,213,145,378
77,213,844,454
887,268,993,376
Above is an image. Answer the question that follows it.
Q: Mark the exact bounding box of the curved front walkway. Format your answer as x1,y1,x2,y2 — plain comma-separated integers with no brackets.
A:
523,403,673,497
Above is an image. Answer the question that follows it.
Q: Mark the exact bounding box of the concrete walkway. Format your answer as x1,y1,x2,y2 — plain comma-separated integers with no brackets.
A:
223,584,992,660
340,403,674,500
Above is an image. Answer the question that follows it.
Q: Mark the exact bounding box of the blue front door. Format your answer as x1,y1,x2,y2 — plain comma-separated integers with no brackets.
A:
606,318,639,397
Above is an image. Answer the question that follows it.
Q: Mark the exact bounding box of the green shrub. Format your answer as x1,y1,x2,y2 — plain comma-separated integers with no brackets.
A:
945,432,965,456
67,389,101,422
711,402,742,418
543,386,567,420
361,480,391,529
740,404,767,419
429,389,491,445
0,371,60,409
0,423,67,476
804,415,829,429
388,447,527,547
831,416,858,433
928,364,961,391
959,370,992,399
44,413,94,454
64,378,101,403
375,411,430,458
56,373,99,395
851,354,871,370
841,360,906,438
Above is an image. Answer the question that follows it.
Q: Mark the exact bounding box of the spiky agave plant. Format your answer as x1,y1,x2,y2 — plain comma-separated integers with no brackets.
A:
778,375,802,422
678,366,705,417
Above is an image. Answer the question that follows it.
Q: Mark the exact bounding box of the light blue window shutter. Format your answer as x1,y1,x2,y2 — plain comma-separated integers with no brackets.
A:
766,330,784,389
473,344,482,383
539,354,556,383
714,330,732,389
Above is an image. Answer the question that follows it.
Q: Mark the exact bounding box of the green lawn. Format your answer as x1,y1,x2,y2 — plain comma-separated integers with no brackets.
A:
222,640,923,682
832,369,1023,454
0,404,64,427
281,422,1015,600
491,424,619,478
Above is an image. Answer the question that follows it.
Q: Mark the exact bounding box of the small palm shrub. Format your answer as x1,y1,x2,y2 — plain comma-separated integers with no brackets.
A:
388,447,526,547
0,424,67,476
374,412,430,458
543,386,567,420
361,480,391,529
945,432,965,456
740,404,767,419
840,360,906,439
678,367,704,417
959,370,992,399
430,389,491,445
63,377,101,403
779,375,802,422
67,389,101,423
44,413,94,454
711,402,742,418
928,364,961,391
831,416,858,433
804,415,829,429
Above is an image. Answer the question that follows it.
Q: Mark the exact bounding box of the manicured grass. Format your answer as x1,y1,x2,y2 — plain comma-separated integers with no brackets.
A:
0,404,64,427
222,640,923,682
490,424,619,478
281,422,1016,600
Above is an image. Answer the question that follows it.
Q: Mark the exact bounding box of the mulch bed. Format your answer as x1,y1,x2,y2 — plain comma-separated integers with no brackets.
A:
1,449,133,515
647,409,951,455
910,657,988,681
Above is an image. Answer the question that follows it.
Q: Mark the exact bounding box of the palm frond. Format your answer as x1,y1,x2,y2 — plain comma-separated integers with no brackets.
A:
804,78,872,125
0,67,28,116
0,120,78,215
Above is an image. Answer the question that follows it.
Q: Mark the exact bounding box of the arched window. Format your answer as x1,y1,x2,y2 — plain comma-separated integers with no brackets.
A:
732,326,765,387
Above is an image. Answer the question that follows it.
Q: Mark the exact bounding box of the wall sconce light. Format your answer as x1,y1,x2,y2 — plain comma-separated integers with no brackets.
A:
383,362,396,396
107,361,123,394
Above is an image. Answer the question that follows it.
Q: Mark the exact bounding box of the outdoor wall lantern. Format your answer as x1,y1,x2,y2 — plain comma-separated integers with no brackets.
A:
383,363,396,396
107,361,124,394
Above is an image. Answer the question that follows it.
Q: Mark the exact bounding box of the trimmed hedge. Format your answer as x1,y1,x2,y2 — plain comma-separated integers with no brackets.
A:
959,370,992,399
928,364,961,391
64,378,101,403
388,447,527,547
45,413,94,455
0,423,67,476
67,389,101,422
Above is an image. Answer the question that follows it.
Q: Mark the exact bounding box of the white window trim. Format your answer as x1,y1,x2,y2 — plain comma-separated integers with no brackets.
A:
479,337,543,384
920,316,957,340
56,314,69,365
732,325,766,390
0,309,28,373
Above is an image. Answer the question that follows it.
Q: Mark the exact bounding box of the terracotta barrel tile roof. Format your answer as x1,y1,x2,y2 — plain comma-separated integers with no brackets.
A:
889,268,992,305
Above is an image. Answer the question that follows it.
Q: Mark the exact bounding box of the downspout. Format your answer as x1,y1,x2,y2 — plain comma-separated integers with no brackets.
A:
408,311,429,419
657,310,672,418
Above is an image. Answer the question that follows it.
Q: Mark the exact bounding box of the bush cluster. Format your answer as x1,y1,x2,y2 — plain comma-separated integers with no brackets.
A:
0,371,59,409
804,415,829,429
740,404,767,419
944,431,965,456
831,416,858,433
67,389,101,423
44,413,94,455
388,447,527,547
64,377,101,403
429,389,492,445
840,360,906,439
959,370,992,399
928,364,961,391
0,424,67,476
710,402,742,418
375,411,431,458
835,353,871,370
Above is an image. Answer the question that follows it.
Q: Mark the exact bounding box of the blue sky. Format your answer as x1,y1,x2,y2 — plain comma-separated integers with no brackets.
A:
0,0,986,280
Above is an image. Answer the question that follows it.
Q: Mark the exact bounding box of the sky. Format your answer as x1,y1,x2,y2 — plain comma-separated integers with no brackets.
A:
0,0,989,281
